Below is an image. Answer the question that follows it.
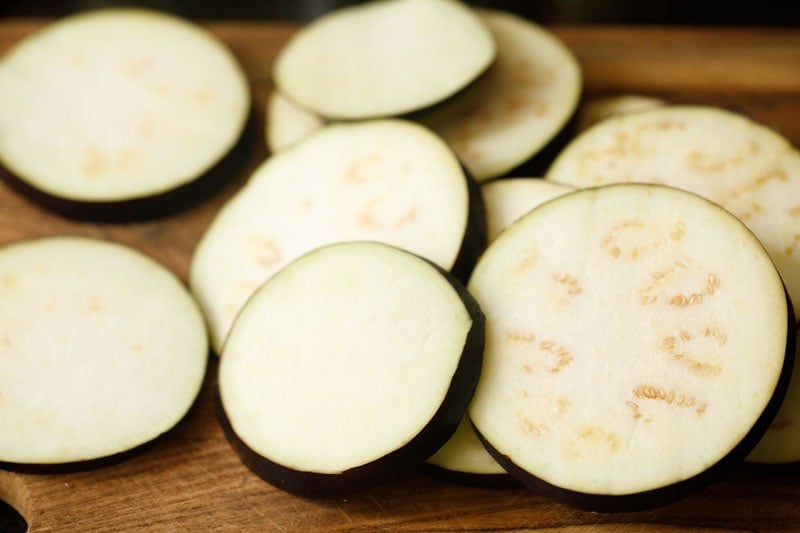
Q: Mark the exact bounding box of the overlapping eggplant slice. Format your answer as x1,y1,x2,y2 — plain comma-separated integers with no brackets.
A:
417,9,582,181
266,7,581,183
546,105,800,464
191,119,484,353
467,183,793,511
0,8,251,221
217,241,484,498
481,178,574,242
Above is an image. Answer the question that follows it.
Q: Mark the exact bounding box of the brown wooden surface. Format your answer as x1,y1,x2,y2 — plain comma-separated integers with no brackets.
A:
1,19,800,532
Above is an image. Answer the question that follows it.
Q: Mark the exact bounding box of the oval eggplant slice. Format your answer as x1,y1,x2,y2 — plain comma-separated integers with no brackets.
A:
190,119,484,354
266,90,325,154
0,8,251,221
423,416,516,489
217,241,484,498
417,9,581,181
481,178,574,242
467,183,792,512
272,0,495,120
546,106,800,319
0,236,207,470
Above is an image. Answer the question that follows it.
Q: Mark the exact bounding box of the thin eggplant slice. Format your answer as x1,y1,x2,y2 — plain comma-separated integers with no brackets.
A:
417,9,581,181
217,241,484,498
481,178,574,242
272,0,495,120
0,236,207,470
190,119,483,353
467,183,792,511
0,8,251,220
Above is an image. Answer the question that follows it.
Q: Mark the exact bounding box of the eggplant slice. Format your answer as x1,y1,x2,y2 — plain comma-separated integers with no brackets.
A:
546,105,800,319
272,0,496,120
467,183,793,511
423,416,516,489
481,178,574,242
191,119,484,354
574,94,666,133
0,236,208,470
417,9,581,181
217,241,484,498
266,89,325,154
0,8,251,220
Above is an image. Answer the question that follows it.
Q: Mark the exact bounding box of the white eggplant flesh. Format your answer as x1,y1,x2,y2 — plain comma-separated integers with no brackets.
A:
481,178,574,242
418,9,582,181
0,236,208,469
467,183,792,511
546,105,800,319
266,89,325,154
0,8,251,220
217,241,484,498
272,0,496,120
575,94,666,132
190,119,483,353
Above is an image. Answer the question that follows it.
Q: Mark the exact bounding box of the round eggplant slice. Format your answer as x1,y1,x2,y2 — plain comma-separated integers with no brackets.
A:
217,241,485,498
467,184,792,512
546,106,800,319
417,9,581,181
266,90,325,154
423,416,516,489
0,236,208,470
481,178,574,242
190,119,484,354
272,0,495,120
0,8,251,221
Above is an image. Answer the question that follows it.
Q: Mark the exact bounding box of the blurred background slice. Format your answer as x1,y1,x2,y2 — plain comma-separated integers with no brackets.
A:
1,0,799,25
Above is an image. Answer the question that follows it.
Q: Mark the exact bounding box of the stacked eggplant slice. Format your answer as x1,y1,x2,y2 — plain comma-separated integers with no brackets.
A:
215,0,799,508
2,0,799,514
266,5,582,182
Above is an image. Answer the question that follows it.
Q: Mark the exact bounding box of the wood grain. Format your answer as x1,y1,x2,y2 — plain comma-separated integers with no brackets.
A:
1,19,800,532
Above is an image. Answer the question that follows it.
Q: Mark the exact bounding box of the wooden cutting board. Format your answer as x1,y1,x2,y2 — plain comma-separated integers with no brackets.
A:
1,18,800,532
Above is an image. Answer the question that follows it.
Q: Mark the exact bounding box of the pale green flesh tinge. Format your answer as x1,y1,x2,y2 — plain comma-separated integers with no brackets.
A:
219,242,473,474
468,184,787,495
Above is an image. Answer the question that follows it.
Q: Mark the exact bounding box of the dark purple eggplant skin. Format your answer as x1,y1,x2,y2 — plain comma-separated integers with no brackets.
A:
0,109,256,223
473,290,795,513
419,462,518,490
217,262,485,499
450,166,487,284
